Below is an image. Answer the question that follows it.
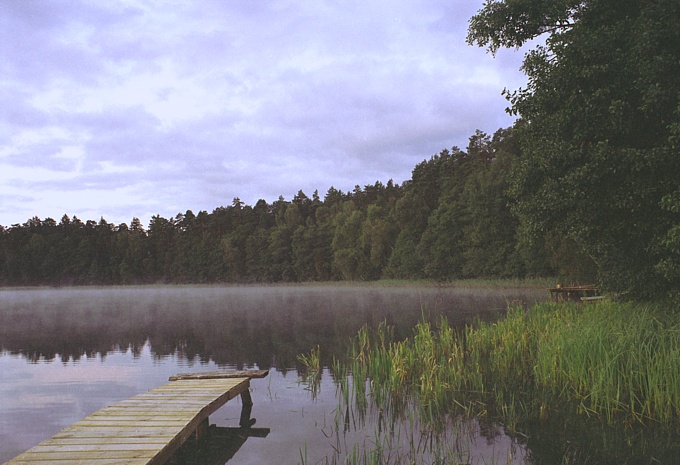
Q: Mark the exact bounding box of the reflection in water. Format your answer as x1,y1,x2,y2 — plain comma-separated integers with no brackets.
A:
0,285,541,367
168,426,271,465
298,366,680,465
299,369,528,464
0,285,546,464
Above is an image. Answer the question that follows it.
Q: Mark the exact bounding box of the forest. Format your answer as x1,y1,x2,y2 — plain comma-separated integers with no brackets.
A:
2,0,679,301
0,128,569,286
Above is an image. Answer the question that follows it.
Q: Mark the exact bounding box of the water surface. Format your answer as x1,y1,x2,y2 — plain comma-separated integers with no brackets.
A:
1,284,544,463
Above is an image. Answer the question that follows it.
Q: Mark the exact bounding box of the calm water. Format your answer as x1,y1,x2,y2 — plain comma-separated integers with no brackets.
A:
0,284,545,463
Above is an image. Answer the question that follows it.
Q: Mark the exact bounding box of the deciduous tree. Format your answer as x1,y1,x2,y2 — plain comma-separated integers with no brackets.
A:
469,0,680,298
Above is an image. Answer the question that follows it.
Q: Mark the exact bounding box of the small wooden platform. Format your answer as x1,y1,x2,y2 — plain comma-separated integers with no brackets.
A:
548,285,600,303
6,370,268,465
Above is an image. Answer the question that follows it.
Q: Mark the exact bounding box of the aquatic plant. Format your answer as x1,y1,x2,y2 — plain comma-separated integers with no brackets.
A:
298,345,322,396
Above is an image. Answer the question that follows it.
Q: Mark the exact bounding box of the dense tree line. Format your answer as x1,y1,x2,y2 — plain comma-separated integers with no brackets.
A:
0,128,592,287
467,0,680,299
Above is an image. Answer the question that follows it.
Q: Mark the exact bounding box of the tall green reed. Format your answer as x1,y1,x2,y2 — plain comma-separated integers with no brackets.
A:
298,344,322,397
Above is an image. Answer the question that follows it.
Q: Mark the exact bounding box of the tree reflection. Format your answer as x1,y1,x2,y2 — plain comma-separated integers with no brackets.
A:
0,286,542,370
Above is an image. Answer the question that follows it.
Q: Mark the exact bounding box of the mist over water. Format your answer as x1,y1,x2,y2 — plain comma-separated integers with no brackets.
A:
0,285,541,367
0,284,544,463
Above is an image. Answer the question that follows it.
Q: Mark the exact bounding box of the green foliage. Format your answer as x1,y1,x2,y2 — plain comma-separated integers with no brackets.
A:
360,205,398,278
658,199,680,298
467,0,585,54
469,0,680,299
331,202,366,280
459,130,524,278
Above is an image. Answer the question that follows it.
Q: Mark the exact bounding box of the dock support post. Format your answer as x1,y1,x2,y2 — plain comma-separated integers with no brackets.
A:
195,417,210,441
239,389,254,427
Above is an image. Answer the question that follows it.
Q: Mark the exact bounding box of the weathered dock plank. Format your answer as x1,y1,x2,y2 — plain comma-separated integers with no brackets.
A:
6,456,157,464
169,369,269,381
5,376,253,465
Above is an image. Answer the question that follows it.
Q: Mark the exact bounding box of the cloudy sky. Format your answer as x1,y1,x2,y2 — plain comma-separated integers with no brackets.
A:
0,0,529,228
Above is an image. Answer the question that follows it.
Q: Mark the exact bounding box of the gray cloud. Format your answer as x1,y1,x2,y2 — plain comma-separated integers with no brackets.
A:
0,0,528,227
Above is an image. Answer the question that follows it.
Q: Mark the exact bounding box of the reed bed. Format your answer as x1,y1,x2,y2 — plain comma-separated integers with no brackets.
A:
311,301,680,428
298,300,680,463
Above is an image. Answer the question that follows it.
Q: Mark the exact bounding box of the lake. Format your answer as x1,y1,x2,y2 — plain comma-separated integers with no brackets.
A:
0,284,546,463
0,285,680,465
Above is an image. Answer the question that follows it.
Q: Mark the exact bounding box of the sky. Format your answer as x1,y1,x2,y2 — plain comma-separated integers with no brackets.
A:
0,0,530,228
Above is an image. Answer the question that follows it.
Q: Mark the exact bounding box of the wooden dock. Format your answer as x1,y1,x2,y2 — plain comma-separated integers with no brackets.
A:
5,370,268,465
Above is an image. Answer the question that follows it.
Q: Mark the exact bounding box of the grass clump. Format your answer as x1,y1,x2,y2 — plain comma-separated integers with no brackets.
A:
530,302,680,424
297,345,323,396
